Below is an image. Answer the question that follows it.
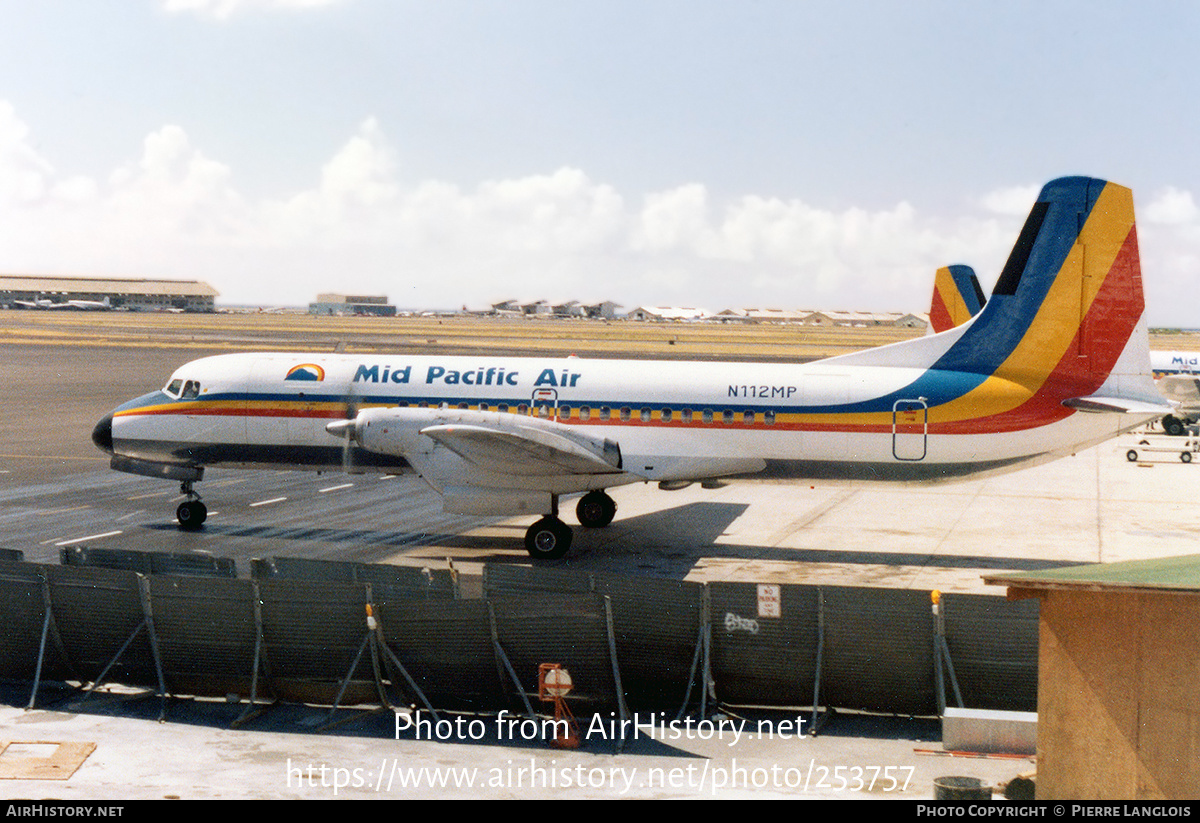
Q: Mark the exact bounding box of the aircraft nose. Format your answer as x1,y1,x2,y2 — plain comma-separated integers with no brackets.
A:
92,413,114,454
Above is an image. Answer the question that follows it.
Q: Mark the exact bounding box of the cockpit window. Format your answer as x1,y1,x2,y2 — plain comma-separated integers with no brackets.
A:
181,380,201,400
165,379,183,398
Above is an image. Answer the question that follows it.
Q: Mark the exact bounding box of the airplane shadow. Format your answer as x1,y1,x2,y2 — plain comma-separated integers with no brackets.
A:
136,499,1079,581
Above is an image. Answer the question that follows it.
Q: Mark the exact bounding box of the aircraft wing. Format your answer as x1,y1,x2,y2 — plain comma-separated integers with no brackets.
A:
419,422,622,476
335,405,624,479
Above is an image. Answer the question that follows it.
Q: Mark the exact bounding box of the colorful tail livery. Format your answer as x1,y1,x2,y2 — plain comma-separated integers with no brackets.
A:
927,264,986,333
94,176,1168,558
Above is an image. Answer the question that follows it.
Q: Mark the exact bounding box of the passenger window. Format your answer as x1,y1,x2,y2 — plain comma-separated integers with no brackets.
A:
681,408,692,422
743,410,754,424
497,404,509,414
661,409,672,423
579,406,591,421
599,407,611,421
702,409,713,424
764,410,776,425
722,410,734,424
640,408,652,423
619,407,631,422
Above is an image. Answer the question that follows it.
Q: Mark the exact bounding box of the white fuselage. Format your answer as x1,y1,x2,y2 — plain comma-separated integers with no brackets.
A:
106,350,1153,495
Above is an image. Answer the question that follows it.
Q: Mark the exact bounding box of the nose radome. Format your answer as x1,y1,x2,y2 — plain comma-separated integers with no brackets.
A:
92,412,114,454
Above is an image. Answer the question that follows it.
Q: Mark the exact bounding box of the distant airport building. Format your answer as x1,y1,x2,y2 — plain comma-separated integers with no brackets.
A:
0,275,218,312
628,306,711,321
490,298,622,319
725,309,927,328
308,293,396,317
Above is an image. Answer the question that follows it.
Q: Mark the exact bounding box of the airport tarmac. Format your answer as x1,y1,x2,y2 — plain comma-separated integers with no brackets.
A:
2,329,1198,799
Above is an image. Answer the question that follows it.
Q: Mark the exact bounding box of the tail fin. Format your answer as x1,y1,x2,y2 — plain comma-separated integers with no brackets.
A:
935,177,1155,395
928,264,985,334
830,177,1166,424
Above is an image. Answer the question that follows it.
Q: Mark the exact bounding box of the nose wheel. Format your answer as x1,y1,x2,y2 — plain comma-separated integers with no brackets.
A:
176,481,207,531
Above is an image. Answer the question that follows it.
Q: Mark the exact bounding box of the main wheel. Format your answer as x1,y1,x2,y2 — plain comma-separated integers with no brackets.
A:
525,516,572,560
1163,415,1186,436
176,500,207,531
576,490,617,528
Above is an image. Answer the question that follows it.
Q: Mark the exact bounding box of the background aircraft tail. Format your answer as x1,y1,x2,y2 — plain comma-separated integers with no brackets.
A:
927,264,985,333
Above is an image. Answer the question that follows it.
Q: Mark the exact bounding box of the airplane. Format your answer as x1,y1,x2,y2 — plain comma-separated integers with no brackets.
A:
65,296,112,311
926,264,986,334
1150,350,1200,378
1153,375,1200,435
92,176,1170,559
1148,350,1200,435
10,296,111,311
11,297,59,310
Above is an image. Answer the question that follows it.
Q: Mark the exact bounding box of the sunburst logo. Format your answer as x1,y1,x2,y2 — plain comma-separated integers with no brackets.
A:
285,363,325,382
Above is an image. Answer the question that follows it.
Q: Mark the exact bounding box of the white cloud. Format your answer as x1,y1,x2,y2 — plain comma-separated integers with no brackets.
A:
0,101,55,205
106,124,248,242
160,0,343,21
267,118,399,243
1144,186,1200,226
979,184,1039,216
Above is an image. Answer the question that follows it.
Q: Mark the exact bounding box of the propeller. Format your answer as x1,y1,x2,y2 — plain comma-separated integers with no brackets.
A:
325,389,361,474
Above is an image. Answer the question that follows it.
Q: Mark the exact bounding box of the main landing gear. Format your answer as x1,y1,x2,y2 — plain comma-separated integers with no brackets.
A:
176,480,207,531
576,490,617,528
523,491,617,560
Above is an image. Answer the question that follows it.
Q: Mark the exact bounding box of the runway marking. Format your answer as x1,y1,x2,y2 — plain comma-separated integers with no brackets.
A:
128,490,173,500
319,483,354,493
55,530,123,546
250,497,287,507
35,505,91,515
0,454,106,462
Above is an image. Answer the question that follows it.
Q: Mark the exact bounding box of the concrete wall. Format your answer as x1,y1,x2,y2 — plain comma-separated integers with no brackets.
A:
1035,591,1200,799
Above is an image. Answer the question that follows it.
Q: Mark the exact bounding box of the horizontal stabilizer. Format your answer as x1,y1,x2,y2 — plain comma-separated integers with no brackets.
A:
1061,396,1173,415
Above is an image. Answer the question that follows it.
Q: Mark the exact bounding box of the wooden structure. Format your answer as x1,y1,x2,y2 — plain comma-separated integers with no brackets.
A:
985,556,1200,799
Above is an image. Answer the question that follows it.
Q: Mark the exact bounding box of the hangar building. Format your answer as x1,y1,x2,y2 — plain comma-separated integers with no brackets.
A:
0,275,218,312
308,293,396,317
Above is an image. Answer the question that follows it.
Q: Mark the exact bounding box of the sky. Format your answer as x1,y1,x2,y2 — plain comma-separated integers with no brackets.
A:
1,1,1200,323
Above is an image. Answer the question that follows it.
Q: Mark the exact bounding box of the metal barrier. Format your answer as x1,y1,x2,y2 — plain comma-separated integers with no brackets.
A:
252,556,459,600
0,550,1039,733
61,545,236,578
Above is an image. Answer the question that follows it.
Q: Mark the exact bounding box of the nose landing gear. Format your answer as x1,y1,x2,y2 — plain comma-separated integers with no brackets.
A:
176,480,207,531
